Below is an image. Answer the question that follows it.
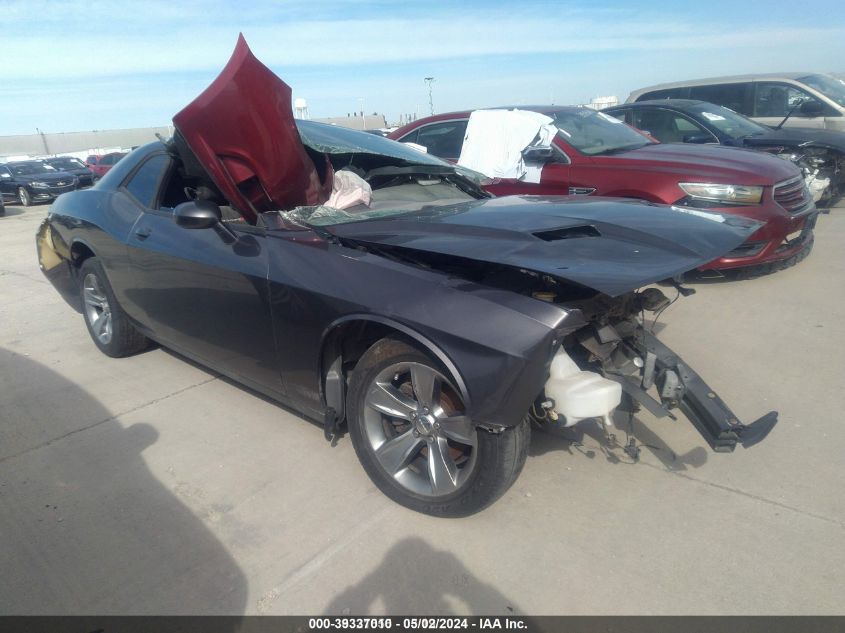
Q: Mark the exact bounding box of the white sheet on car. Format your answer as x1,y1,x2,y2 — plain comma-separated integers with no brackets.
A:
457,109,556,180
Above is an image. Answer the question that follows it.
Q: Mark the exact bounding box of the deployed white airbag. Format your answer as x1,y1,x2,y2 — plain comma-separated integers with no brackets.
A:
326,169,372,209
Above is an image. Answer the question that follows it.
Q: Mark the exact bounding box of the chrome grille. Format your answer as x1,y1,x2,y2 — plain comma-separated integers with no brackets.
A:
773,176,812,214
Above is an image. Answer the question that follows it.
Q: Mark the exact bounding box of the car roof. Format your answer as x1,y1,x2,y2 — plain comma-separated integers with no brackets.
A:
629,72,821,98
420,105,594,120
610,99,707,109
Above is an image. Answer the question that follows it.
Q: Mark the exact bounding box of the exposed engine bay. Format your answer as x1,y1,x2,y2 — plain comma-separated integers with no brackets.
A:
535,288,778,454
768,145,844,204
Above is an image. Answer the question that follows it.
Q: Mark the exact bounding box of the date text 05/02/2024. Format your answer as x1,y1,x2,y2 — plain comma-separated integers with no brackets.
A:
307,617,528,630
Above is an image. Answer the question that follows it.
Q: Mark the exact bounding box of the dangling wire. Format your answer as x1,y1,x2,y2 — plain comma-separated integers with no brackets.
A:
649,287,680,334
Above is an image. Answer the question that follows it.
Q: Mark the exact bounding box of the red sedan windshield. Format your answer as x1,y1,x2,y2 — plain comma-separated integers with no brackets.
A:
552,109,653,155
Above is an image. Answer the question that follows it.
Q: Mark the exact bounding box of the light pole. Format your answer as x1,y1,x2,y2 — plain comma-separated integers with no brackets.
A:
424,77,435,116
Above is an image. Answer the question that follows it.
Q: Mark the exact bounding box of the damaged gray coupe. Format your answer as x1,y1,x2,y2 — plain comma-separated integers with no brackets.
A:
37,37,778,516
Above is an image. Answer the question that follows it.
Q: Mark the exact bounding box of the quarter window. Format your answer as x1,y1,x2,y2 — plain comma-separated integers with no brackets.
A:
688,83,751,115
124,155,171,208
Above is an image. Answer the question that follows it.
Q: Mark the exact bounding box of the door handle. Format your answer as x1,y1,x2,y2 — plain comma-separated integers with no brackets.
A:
135,227,152,240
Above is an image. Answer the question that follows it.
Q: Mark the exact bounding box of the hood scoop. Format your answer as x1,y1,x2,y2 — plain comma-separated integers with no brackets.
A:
533,225,601,241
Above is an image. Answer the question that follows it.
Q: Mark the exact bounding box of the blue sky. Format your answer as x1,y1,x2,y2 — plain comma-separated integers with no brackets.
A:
2,0,845,135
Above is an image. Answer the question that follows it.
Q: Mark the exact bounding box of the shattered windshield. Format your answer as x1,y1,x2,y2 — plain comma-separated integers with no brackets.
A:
797,74,845,108
552,109,654,155
295,119,490,187
687,103,767,138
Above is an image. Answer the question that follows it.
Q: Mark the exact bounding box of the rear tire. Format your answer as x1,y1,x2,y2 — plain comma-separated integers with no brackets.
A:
79,257,149,358
346,337,530,516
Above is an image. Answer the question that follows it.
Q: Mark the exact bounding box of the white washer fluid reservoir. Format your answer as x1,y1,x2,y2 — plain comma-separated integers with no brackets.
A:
544,348,623,427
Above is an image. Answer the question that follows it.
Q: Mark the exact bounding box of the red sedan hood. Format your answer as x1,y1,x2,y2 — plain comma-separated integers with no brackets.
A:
172,35,329,220
594,143,800,186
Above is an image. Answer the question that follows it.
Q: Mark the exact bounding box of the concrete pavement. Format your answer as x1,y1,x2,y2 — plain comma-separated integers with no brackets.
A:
1,201,843,615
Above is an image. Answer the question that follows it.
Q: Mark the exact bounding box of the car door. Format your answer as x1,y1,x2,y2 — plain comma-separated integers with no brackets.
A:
0,166,15,202
122,152,283,397
629,107,718,144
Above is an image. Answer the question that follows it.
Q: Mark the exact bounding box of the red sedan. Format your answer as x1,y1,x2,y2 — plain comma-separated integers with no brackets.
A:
85,152,128,179
390,107,816,274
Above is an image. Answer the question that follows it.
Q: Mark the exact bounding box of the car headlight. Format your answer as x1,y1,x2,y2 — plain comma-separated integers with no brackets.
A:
678,182,763,205
31,181,49,188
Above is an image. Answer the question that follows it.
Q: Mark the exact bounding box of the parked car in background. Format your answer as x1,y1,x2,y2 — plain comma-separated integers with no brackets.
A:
43,156,96,188
0,160,78,207
389,106,816,276
36,36,780,516
627,73,845,132
85,152,127,179
604,100,845,205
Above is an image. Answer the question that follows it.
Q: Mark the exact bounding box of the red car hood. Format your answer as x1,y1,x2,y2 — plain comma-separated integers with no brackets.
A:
172,35,330,221
592,143,800,186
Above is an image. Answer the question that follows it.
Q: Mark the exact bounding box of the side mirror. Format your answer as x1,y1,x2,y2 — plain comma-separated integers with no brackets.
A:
799,100,824,116
174,200,222,229
522,145,556,163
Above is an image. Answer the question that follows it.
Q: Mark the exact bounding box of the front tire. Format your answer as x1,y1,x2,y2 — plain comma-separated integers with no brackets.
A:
18,187,32,207
79,257,148,358
347,338,530,516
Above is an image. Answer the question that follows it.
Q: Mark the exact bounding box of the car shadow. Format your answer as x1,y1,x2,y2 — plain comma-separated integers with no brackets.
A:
323,537,523,616
529,408,708,472
0,347,249,615
0,205,28,217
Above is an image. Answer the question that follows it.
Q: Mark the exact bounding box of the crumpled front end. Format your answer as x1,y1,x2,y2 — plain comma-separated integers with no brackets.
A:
533,289,777,453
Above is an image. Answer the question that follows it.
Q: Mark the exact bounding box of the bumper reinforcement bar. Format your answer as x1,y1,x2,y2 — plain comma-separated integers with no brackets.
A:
622,330,778,452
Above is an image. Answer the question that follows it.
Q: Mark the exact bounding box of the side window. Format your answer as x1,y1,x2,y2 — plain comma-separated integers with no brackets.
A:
397,129,419,144
414,120,468,159
631,108,714,143
123,155,171,208
689,83,751,115
637,87,686,101
0,166,12,178
754,82,821,117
